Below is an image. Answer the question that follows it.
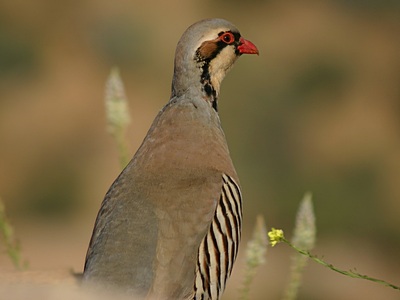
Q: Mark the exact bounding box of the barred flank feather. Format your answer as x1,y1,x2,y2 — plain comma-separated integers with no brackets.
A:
194,174,243,300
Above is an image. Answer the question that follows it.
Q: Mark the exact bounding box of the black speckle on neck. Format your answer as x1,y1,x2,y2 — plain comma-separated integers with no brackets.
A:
199,64,218,111
195,40,227,112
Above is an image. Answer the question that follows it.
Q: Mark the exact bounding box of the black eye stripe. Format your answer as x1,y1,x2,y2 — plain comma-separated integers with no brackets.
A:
195,30,242,63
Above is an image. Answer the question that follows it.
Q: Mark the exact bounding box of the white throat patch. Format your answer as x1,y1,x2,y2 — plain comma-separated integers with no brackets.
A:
208,45,238,95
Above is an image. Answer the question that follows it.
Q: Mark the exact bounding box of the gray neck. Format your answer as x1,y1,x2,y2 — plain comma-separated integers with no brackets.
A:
171,59,218,111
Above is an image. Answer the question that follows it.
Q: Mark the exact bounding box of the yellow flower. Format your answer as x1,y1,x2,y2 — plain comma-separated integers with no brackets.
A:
268,228,285,247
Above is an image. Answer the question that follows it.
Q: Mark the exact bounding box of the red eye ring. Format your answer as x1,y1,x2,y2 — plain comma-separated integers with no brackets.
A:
219,32,235,44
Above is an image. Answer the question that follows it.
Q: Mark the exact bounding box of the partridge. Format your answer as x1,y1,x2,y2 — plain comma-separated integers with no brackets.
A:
83,18,258,300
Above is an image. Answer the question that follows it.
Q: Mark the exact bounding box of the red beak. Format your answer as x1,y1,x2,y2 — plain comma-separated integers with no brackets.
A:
237,37,259,55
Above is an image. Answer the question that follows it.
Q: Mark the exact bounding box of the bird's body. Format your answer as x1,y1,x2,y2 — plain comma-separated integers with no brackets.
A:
83,18,258,300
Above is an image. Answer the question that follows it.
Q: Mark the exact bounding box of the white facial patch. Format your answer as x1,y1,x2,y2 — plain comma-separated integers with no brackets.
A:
208,45,238,94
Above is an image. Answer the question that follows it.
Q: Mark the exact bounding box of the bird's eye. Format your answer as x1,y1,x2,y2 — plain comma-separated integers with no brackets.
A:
219,32,235,44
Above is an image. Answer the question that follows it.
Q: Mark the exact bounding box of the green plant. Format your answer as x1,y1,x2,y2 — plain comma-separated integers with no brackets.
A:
105,67,131,168
268,206,400,293
0,198,26,269
239,215,268,300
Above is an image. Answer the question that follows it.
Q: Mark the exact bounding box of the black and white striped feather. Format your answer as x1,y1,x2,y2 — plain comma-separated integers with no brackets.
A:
193,173,243,300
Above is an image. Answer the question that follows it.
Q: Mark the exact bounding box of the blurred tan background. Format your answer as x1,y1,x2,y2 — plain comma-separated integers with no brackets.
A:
1,0,400,299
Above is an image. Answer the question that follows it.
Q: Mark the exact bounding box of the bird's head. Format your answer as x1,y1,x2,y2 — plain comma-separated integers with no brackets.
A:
171,19,258,110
